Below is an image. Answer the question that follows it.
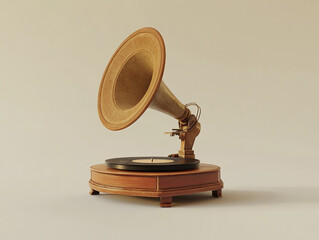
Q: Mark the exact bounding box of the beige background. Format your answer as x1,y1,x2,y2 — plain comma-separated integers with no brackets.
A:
1,0,319,239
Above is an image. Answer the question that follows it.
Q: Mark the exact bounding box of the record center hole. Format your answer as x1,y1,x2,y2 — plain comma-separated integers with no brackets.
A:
132,159,174,164
114,51,154,109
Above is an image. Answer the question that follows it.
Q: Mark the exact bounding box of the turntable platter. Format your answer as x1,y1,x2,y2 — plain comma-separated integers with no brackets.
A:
106,156,200,171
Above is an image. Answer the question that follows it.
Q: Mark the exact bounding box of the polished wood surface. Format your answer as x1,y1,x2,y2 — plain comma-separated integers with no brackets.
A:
89,163,223,207
91,163,219,175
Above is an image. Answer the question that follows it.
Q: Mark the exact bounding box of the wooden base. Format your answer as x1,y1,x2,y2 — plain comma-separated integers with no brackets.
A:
89,163,223,207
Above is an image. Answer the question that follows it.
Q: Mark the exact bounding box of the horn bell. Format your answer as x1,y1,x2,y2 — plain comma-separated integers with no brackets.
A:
98,27,188,131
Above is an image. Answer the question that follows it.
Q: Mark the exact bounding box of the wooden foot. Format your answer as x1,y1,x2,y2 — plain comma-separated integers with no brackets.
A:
212,189,222,198
160,197,172,207
90,189,100,195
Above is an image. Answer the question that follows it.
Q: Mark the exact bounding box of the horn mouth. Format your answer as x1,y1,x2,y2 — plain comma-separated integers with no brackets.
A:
98,27,165,131
114,51,154,110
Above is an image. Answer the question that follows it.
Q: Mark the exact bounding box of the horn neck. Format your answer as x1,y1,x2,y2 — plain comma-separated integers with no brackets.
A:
150,81,190,123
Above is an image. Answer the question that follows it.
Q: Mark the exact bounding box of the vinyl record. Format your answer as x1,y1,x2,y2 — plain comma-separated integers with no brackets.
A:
106,156,200,172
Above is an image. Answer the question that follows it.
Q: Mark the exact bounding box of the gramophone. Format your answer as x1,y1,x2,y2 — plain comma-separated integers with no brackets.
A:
89,27,223,207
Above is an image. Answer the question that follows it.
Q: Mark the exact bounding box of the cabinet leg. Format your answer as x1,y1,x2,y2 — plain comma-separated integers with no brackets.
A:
160,197,172,207
212,189,222,198
89,189,100,195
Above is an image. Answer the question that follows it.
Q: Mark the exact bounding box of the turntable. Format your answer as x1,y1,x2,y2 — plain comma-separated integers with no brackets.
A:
89,27,223,207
